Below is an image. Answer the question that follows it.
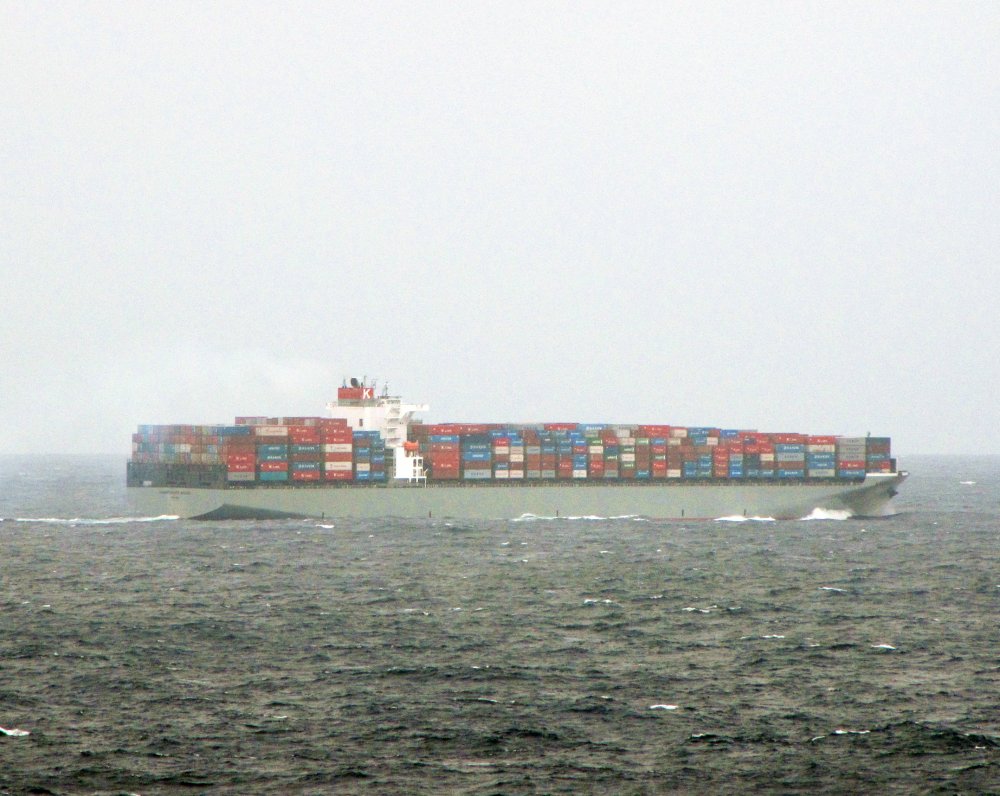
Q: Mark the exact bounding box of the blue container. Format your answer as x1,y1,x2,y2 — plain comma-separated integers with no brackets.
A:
371,454,385,464
838,470,865,479
462,451,491,461
257,452,287,462
258,444,288,455
258,471,289,481
291,444,321,454
371,471,386,481
429,434,460,443
355,471,371,481
219,426,253,436
775,443,805,453
777,469,805,478
462,442,491,452
721,429,740,439
493,462,509,470
292,461,320,471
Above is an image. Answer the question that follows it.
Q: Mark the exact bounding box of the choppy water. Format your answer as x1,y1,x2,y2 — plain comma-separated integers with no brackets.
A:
1,454,998,794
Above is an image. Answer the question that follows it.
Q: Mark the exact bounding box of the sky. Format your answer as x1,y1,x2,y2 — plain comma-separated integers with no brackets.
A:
2,2,998,455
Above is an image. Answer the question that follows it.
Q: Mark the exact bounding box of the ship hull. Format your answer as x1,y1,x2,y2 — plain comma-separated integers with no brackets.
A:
127,473,905,521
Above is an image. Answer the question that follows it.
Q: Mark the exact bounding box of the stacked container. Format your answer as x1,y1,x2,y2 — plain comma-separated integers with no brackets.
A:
836,437,867,480
321,418,353,482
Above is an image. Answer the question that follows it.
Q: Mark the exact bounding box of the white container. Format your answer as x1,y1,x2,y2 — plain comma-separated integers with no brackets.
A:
494,470,510,479
355,463,370,472
572,470,588,478
510,453,524,463
254,425,288,436
323,443,353,453
807,444,836,453
588,445,604,454
324,461,352,471
667,469,682,478
621,453,636,463
227,472,255,482
492,445,510,455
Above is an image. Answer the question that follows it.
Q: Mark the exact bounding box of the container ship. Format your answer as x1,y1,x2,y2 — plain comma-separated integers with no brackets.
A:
127,379,906,521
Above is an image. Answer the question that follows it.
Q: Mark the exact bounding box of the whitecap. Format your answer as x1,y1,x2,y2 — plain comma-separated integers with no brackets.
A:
819,586,848,593
13,515,178,525
834,729,870,735
960,481,976,485
800,508,852,521
871,643,896,650
762,634,786,639
650,704,679,710
714,515,776,523
0,727,29,737
315,524,335,529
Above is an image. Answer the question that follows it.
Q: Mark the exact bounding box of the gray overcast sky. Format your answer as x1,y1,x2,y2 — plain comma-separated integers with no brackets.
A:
2,2,998,455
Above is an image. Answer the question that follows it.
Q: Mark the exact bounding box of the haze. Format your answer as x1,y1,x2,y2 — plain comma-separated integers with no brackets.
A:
2,3,998,456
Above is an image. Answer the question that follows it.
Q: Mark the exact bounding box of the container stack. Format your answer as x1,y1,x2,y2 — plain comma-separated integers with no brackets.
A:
806,435,837,478
461,435,492,480
131,415,895,489
221,426,256,482
865,437,893,473
321,418,353,482
836,437,868,480
289,425,322,483
254,424,289,482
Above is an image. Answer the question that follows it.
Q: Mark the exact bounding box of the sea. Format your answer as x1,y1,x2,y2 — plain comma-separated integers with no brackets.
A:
1,454,998,795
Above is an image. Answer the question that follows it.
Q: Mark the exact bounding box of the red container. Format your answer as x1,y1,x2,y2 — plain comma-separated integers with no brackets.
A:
259,461,289,472
639,425,672,436
544,423,579,431
292,470,321,481
324,470,353,481
227,462,254,473
323,452,353,462
808,435,837,445
318,418,349,429
838,460,866,470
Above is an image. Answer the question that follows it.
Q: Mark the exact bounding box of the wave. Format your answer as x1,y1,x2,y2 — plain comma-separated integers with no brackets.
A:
511,513,646,522
800,508,852,521
714,515,776,523
6,515,179,525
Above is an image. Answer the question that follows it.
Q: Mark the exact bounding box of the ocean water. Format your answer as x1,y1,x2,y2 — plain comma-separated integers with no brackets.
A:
1,454,998,794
